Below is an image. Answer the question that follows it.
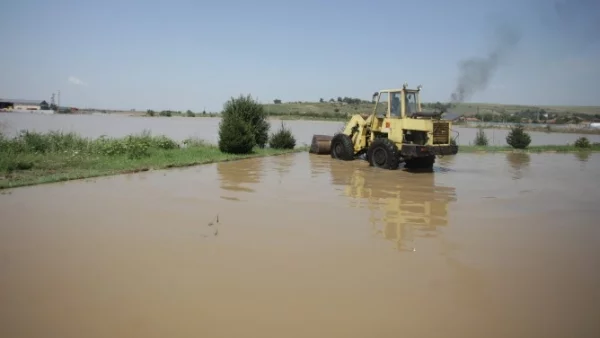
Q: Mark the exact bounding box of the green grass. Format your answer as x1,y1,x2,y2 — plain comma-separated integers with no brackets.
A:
458,144,600,153
0,130,307,190
264,102,367,120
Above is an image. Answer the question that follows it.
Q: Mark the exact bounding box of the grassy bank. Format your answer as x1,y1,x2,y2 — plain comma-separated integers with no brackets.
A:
458,144,600,153
0,130,307,189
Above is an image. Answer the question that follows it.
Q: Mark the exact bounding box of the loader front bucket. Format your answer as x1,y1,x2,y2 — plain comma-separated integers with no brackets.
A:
309,134,333,155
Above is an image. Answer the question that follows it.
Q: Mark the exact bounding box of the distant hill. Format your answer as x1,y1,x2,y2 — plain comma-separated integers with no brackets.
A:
263,101,600,117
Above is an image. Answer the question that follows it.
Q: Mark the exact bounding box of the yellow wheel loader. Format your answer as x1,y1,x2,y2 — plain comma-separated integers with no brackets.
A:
310,83,458,170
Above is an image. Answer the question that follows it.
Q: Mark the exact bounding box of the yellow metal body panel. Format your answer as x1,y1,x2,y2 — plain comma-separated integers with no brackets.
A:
389,118,432,145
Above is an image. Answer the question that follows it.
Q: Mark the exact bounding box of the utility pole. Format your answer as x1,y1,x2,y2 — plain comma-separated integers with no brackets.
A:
57,90,60,112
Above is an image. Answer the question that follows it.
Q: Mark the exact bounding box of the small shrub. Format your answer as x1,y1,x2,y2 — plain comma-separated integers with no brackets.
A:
2,159,34,173
221,94,270,148
183,137,211,148
218,115,256,154
19,130,49,153
93,131,167,158
124,135,151,159
268,122,296,149
95,138,128,156
186,110,195,117
473,128,489,146
150,135,179,150
1,130,91,154
0,130,183,162
506,124,531,149
574,136,590,148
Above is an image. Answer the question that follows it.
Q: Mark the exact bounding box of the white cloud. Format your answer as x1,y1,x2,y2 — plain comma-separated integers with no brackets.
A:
68,76,88,86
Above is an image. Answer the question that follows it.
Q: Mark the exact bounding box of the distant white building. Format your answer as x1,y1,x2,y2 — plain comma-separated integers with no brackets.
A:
0,98,45,111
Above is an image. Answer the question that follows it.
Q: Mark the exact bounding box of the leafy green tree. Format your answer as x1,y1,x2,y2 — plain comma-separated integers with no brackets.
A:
506,124,531,149
218,115,256,154
221,94,270,148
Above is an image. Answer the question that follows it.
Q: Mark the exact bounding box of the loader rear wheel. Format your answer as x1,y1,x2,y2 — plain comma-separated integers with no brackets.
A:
330,133,354,161
367,138,400,170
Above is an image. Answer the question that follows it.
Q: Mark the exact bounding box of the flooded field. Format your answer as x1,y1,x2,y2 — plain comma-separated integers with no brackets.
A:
2,112,600,146
1,151,599,338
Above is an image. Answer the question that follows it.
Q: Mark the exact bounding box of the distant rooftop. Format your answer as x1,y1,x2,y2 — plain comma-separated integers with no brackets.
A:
0,98,46,105
441,112,461,121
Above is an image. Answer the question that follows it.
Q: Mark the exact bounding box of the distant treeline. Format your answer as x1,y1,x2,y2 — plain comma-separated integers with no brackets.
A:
454,109,600,124
269,99,600,124
145,109,218,117
265,111,348,119
273,96,371,105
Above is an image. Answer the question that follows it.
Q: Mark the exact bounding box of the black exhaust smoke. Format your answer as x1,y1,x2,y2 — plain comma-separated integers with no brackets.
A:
449,22,522,104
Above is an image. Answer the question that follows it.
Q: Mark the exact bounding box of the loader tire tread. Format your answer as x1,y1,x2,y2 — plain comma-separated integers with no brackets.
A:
330,133,354,161
367,138,400,170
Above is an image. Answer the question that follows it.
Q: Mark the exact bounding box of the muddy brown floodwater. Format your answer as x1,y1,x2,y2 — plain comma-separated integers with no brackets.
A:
1,152,599,338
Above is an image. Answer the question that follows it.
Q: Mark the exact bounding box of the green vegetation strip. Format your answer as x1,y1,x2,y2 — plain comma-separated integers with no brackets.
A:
458,144,600,153
0,131,307,190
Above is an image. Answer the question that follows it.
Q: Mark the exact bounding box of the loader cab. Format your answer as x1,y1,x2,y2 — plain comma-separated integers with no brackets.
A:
372,83,422,119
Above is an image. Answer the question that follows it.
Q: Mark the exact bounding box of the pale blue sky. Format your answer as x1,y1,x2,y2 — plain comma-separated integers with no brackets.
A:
1,0,598,112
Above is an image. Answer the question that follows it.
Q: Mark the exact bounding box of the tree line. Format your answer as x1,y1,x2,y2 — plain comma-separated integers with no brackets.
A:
273,97,371,105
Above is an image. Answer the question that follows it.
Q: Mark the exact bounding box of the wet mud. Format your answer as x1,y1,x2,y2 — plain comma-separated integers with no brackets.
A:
1,152,599,338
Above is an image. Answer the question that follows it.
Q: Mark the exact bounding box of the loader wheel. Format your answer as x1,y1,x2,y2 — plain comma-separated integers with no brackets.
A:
367,138,400,170
404,155,435,170
330,133,354,161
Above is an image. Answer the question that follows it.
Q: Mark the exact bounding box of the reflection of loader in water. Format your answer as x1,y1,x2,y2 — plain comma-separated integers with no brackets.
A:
330,161,457,251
